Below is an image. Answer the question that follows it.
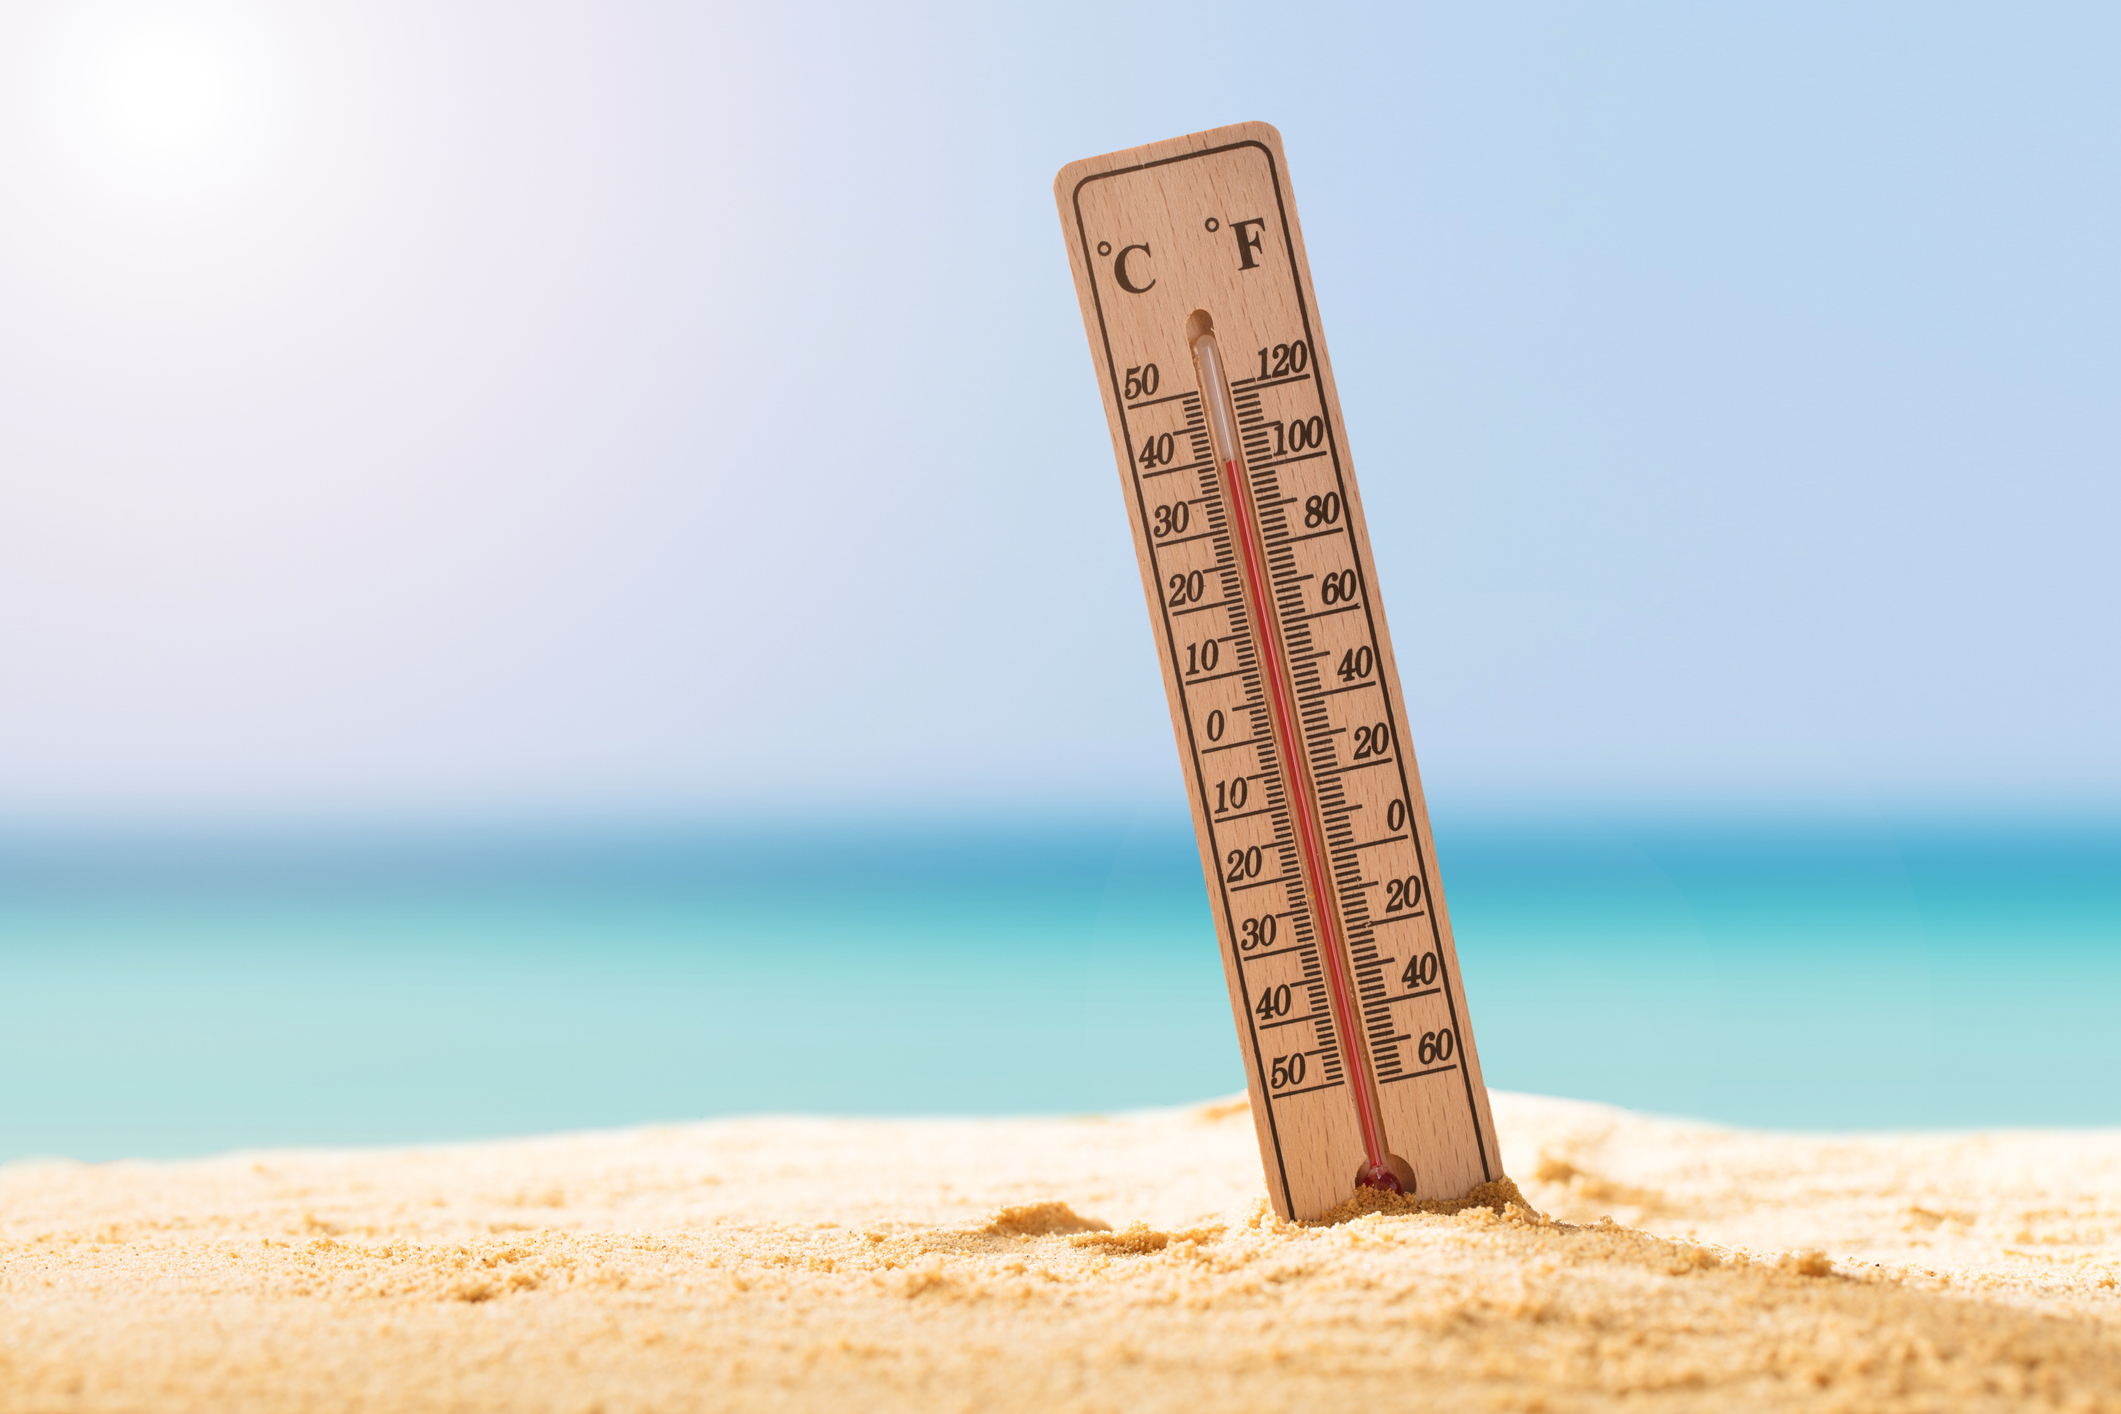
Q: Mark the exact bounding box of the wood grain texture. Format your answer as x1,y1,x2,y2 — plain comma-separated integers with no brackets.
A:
1054,122,1500,1219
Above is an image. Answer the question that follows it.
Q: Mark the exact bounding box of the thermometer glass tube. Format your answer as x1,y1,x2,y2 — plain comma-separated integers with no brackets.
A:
1191,323,1400,1195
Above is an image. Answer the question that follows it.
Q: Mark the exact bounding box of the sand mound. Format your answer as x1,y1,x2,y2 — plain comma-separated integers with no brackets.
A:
981,1200,1110,1236
3,1092,2118,1411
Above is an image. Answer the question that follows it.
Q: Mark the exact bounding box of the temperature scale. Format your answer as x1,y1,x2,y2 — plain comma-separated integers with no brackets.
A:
1055,122,1500,1221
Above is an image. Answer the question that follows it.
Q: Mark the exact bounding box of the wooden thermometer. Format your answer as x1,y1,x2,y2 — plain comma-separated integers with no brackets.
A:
1055,122,1499,1220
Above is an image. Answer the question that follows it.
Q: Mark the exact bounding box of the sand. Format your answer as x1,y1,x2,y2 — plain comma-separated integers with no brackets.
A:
4,1092,2119,1412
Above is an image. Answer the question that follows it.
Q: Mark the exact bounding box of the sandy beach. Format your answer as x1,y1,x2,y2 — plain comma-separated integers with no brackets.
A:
4,1091,2118,1412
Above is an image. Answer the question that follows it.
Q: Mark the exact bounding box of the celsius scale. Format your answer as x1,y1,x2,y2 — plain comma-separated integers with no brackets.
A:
1055,122,1500,1221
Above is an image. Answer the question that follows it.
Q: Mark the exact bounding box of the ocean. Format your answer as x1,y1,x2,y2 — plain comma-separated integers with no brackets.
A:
3,813,2115,1162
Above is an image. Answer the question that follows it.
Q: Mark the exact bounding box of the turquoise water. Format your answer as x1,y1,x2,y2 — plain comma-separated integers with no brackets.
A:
2,815,2115,1162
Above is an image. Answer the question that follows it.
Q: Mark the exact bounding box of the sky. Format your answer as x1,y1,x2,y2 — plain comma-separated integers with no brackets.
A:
1,1,2115,822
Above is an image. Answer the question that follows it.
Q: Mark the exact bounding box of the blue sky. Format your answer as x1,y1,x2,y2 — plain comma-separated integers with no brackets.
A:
1,1,2114,819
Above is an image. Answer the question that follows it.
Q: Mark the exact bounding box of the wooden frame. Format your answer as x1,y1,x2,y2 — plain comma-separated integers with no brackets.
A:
1055,122,1499,1220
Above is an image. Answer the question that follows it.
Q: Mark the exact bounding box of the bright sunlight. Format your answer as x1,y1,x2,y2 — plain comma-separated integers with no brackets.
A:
70,15,268,183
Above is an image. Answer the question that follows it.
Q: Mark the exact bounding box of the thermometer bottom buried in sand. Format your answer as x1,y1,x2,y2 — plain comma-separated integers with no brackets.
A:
1192,323,1397,1195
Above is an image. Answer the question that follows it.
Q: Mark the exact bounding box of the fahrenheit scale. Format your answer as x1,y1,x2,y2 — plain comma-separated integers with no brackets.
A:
1055,123,1500,1220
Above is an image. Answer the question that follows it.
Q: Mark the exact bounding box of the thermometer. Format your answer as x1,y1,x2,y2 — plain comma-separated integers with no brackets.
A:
1055,122,1500,1220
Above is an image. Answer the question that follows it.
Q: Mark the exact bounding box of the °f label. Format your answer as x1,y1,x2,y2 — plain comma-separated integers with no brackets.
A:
1054,122,1500,1221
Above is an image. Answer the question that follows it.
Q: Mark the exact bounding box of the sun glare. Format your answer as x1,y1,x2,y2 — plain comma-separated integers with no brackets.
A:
71,18,268,182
